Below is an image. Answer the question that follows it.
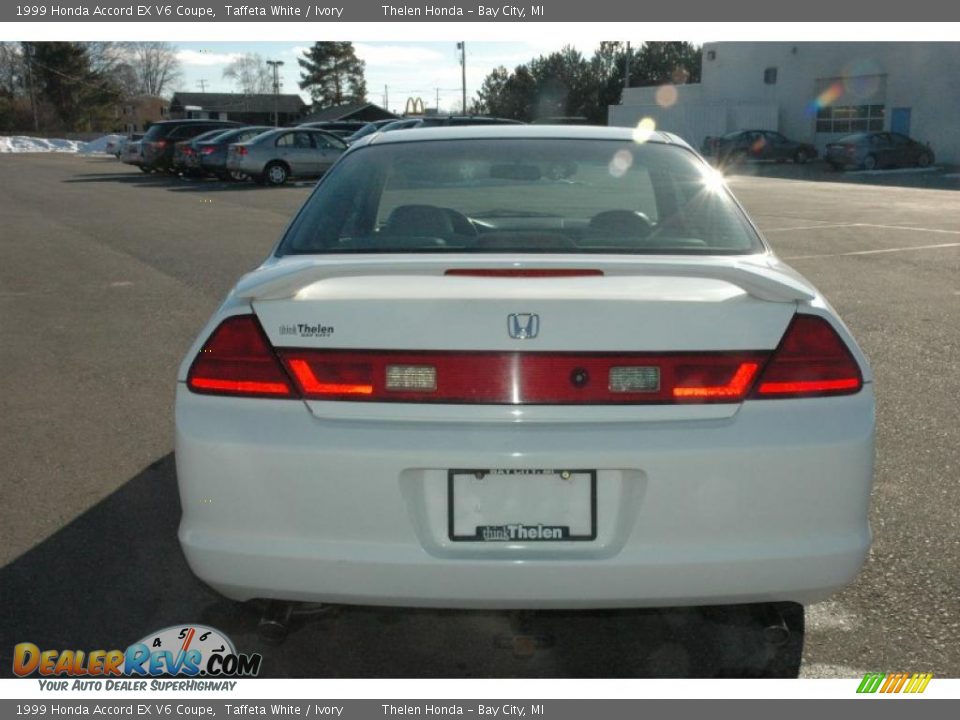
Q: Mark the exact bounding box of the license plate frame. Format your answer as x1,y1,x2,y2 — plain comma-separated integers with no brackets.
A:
447,469,597,542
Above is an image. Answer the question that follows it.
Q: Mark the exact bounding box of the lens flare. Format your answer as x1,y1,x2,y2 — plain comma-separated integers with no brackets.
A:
632,117,657,144
655,84,678,108
608,149,633,178
702,167,726,193
806,80,844,118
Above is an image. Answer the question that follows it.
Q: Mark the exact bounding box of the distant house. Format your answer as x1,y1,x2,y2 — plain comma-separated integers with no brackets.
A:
115,96,169,133
168,92,308,126
298,102,398,124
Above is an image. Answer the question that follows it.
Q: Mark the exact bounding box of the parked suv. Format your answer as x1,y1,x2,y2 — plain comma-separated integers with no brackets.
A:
140,119,242,173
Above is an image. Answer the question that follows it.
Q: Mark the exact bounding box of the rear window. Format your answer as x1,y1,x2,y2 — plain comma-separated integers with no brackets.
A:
142,124,174,141
278,138,763,256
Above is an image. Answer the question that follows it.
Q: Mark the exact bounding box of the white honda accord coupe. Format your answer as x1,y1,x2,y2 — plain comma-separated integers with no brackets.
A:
176,126,874,619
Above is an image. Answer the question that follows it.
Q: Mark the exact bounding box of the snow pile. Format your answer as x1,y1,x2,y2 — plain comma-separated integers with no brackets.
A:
0,134,125,154
79,134,126,154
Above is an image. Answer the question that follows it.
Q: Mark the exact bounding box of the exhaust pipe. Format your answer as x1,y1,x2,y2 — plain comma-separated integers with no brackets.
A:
758,604,790,646
257,600,294,644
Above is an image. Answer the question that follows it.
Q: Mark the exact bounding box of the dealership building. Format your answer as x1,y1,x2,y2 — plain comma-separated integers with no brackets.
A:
610,42,960,164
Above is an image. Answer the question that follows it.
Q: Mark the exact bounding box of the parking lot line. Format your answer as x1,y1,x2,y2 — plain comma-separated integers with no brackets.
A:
763,223,858,233
766,223,960,235
785,241,960,260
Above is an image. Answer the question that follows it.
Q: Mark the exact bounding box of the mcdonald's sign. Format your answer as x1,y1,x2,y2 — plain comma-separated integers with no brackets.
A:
405,97,425,116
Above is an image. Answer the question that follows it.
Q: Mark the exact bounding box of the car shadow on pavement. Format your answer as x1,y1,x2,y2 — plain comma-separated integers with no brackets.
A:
62,173,312,193
62,172,190,187
0,454,802,678
715,159,960,190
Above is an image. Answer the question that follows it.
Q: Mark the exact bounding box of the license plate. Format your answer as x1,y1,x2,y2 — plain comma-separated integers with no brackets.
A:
448,469,596,542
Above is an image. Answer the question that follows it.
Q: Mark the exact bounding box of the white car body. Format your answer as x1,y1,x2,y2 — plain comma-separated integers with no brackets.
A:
175,127,874,609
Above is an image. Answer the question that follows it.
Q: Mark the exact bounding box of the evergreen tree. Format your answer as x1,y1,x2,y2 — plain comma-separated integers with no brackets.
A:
298,42,366,108
22,42,121,131
473,41,702,125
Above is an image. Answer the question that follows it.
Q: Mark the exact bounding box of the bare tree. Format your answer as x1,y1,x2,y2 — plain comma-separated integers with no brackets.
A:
0,42,26,98
129,42,182,97
222,53,273,95
86,41,127,75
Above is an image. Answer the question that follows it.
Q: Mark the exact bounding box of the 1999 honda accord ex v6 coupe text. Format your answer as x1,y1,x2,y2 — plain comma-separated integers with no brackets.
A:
176,126,875,626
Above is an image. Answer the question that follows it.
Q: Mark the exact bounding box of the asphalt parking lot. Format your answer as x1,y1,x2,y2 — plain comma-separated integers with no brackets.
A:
1,154,958,678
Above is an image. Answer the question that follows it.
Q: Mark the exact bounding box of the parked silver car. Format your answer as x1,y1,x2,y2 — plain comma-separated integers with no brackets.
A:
226,128,347,186
121,139,143,168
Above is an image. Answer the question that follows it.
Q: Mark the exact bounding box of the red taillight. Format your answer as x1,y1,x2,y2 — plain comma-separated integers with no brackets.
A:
235,146,248,156
276,350,769,404
187,315,296,398
752,315,862,398
445,269,604,278
673,362,760,400
153,140,167,149
286,358,373,396
201,146,216,155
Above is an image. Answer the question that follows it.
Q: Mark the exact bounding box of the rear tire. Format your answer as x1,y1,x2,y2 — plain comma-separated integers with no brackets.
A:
264,161,289,186
794,149,809,164
863,154,878,171
917,152,932,168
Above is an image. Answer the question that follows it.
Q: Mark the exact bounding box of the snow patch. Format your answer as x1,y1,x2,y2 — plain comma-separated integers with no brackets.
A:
0,134,125,155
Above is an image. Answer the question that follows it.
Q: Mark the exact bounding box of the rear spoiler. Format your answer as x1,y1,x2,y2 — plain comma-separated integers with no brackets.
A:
235,260,815,304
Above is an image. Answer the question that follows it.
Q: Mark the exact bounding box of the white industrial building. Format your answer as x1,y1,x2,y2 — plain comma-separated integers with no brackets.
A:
610,42,960,164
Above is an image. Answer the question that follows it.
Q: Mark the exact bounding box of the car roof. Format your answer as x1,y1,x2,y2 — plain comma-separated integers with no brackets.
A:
150,119,240,126
362,124,691,149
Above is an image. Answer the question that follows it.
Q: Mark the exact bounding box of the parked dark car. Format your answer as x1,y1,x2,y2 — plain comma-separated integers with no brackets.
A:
172,128,235,176
139,119,242,173
825,132,934,171
196,125,272,180
703,130,817,165
344,119,401,144
297,121,369,138
372,118,423,134
531,116,591,125
413,115,524,128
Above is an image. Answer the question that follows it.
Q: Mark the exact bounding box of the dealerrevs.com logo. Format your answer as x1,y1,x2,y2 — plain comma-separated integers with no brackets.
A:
13,625,262,688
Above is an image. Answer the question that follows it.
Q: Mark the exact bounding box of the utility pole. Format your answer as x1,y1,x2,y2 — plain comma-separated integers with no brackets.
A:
457,42,466,114
436,88,440,112
266,60,284,126
384,84,389,113
22,43,39,132
624,41,631,91
197,79,208,92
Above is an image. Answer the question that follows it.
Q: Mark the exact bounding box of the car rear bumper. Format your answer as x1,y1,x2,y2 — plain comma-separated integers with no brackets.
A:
175,384,875,609
200,155,228,172
226,156,263,176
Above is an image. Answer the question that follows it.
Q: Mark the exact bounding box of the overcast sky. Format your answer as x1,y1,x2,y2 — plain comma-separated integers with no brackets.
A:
173,40,707,113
